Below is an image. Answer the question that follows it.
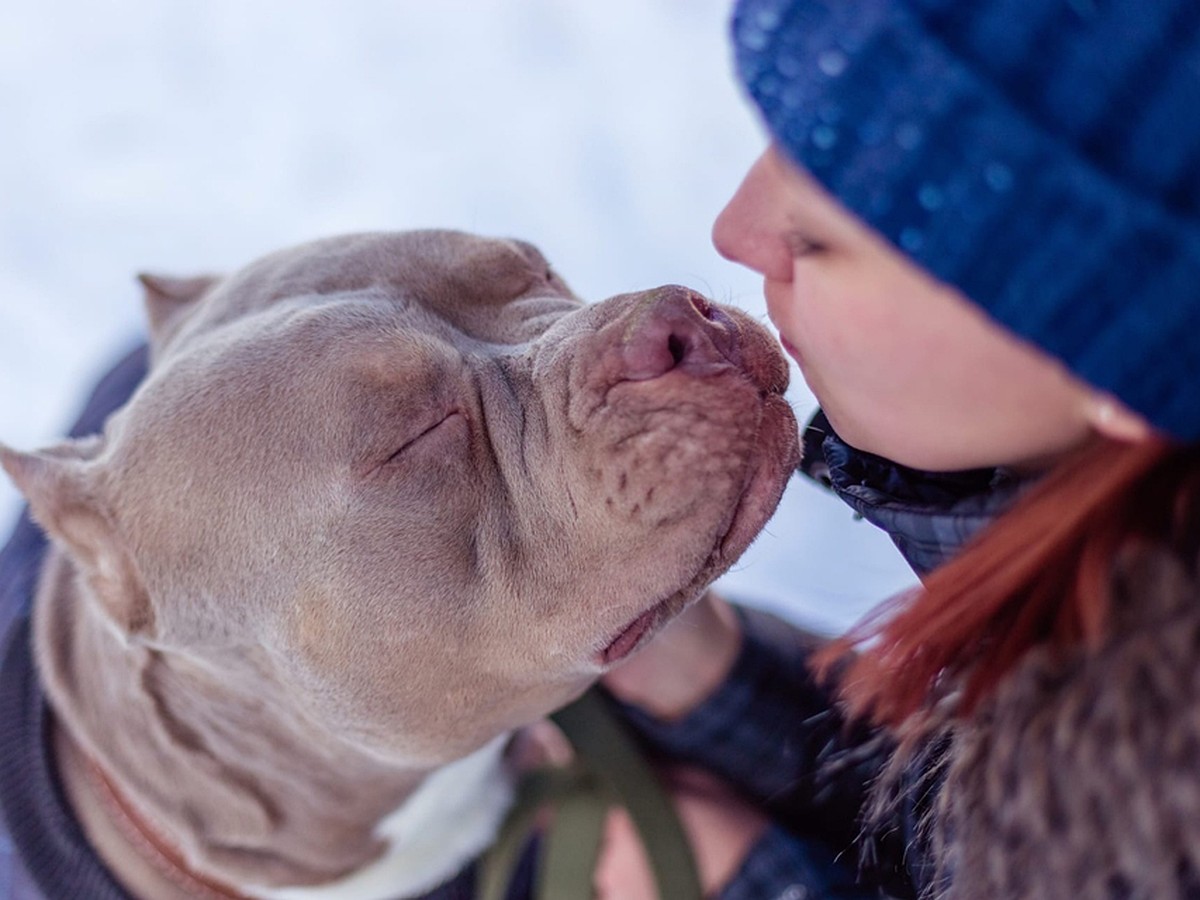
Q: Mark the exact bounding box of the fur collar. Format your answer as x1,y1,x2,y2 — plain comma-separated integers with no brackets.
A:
921,547,1200,898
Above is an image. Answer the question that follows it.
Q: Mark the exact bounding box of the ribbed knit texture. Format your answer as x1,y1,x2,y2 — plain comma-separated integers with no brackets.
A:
733,0,1200,440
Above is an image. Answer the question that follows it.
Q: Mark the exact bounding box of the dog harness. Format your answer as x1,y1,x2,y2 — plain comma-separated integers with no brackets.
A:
478,689,702,900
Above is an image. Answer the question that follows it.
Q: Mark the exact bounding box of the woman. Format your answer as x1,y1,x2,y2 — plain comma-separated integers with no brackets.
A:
604,0,1200,897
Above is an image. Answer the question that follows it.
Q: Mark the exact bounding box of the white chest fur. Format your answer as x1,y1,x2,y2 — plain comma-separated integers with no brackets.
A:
251,734,514,900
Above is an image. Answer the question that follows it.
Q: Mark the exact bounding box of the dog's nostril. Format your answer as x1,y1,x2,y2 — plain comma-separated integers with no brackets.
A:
667,333,687,367
690,293,715,321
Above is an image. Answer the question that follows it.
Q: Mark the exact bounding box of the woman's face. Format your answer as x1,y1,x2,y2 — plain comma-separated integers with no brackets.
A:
713,146,1117,473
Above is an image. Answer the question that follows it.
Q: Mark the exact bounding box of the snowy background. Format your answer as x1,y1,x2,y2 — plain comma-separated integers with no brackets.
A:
0,0,914,633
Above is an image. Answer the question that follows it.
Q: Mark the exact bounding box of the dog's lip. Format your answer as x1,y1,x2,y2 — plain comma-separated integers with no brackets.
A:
596,489,741,666
596,466,762,667
600,596,677,665
595,511,733,667
595,395,799,669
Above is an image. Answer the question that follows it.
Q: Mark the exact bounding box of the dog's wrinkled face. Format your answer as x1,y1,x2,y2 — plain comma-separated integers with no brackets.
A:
6,231,799,764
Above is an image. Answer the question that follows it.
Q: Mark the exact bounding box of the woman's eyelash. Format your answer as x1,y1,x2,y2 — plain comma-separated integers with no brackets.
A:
785,233,825,257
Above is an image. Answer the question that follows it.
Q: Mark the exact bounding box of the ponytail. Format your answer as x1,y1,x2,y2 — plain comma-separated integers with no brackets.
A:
822,436,1200,730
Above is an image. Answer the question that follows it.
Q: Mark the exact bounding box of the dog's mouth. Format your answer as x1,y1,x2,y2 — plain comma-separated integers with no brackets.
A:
601,596,679,665
597,395,798,667
596,484,752,666
595,474,760,666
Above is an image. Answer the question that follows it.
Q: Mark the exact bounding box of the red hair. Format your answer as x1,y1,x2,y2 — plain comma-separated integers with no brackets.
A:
821,436,1200,730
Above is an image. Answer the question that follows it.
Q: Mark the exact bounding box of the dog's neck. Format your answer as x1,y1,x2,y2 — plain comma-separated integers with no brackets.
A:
35,549,514,900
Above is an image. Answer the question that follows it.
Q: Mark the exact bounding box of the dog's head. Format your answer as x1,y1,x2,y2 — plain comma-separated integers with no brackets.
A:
3,231,798,764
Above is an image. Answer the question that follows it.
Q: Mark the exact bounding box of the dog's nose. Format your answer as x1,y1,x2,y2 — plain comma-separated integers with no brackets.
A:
621,286,738,381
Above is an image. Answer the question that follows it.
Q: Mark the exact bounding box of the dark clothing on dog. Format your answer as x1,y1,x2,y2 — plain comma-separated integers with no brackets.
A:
0,347,150,900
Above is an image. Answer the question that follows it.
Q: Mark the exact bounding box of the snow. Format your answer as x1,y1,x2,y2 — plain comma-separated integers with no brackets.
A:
0,1,915,633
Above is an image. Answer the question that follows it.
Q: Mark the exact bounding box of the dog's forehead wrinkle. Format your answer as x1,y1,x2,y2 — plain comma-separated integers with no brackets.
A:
230,231,564,325
471,463,525,579
136,300,452,460
483,357,533,486
468,362,580,588
432,292,582,348
160,230,574,355
172,282,427,369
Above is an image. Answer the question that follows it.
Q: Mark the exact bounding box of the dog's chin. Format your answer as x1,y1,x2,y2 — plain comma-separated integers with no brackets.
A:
597,395,799,667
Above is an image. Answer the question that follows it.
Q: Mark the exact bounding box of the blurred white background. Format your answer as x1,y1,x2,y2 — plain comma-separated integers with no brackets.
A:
0,0,913,632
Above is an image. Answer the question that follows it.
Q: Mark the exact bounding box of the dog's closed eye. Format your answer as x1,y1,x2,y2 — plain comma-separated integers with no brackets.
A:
380,411,467,469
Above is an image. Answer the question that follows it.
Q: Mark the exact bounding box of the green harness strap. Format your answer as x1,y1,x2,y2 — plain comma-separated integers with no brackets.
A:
477,689,703,900
533,778,610,897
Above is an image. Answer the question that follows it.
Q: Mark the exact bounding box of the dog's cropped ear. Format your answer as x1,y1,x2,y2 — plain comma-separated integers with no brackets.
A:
138,272,219,351
1,439,154,638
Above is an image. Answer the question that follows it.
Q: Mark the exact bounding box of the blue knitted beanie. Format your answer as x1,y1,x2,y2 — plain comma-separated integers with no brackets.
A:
732,0,1200,440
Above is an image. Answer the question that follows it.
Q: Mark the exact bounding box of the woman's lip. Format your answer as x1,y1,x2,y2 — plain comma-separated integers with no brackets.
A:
778,335,802,365
762,279,801,365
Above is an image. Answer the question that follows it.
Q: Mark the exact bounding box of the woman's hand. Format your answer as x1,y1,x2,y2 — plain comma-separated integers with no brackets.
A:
593,764,769,900
602,590,743,721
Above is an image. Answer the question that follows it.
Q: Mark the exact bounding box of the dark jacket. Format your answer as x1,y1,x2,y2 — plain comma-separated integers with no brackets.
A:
625,414,1200,899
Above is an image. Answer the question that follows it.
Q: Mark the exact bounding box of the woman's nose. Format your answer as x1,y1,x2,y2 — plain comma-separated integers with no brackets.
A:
711,195,750,265
711,153,796,284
